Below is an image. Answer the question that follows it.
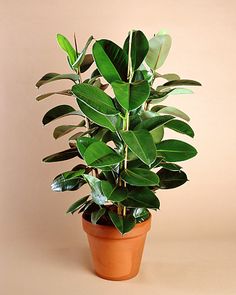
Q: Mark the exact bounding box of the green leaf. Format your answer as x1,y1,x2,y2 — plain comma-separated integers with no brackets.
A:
133,208,150,223
134,115,174,131
57,34,77,66
84,141,124,168
78,100,118,132
80,54,94,73
145,31,172,70
156,73,180,81
36,89,71,101
109,187,128,202
157,168,188,189
123,30,149,71
163,79,201,87
111,80,150,111
101,180,113,198
156,140,197,162
43,148,79,162
72,36,93,67
66,195,90,214
151,106,190,122
91,208,106,224
123,187,160,209
36,73,80,88
42,105,76,125
120,130,156,165
150,126,164,143
53,122,85,139
72,83,118,115
51,169,85,192
92,39,128,83
121,168,160,186
108,211,136,235
160,162,182,171
165,119,194,138
83,175,108,205
76,137,98,157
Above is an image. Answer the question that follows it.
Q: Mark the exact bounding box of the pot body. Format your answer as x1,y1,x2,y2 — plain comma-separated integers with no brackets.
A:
82,214,151,280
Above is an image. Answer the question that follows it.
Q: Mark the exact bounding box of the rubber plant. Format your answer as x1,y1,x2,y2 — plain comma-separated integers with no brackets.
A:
36,30,200,279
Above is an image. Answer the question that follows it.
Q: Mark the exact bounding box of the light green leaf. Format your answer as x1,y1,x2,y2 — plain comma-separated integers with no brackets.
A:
83,175,108,205
72,36,94,67
76,137,98,157
36,89,71,101
151,105,190,122
36,73,80,88
57,34,77,66
53,121,85,139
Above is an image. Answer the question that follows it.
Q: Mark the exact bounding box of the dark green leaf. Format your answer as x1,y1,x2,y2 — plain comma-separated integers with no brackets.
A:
72,83,118,115
108,211,136,235
42,105,78,125
163,79,201,87
36,89,71,101
121,168,160,186
101,180,113,198
83,175,108,205
51,169,85,192
133,208,150,223
66,195,90,214
123,187,160,209
80,54,94,73
91,208,106,224
92,39,128,83
109,187,128,202
84,141,124,168
160,162,182,171
53,122,85,139
134,115,174,131
165,119,194,138
120,130,156,165
157,168,188,189
76,137,98,157
123,30,149,71
43,148,79,162
156,140,197,162
36,73,80,88
111,80,150,111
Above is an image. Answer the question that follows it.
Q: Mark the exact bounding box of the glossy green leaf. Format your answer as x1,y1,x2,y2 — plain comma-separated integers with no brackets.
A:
145,31,172,70
123,30,149,71
123,187,160,209
36,73,80,88
100,180,113,198
121,168,160,186
84,141,124,168
157,168,188,189
120,130,156,165
42,105,76,125
151,105,190,122
66,195,90,214
36,89,71,101
108,211,136,235
111,80,150,111
134,115,174,131
57,34,77,66
92,39,128,83
160,162,182,171
156,73,180,81
150,126,164,143
51,169,85,192
83,175,108,205
156,140,197,162
76,137,98,157
133,208,150,223
78,100,118,132
43,148,79,162
72,83,118,115
91,208,106,224
163,79,201,87
165,119,194,138
72,35,93,67
109,187,128,202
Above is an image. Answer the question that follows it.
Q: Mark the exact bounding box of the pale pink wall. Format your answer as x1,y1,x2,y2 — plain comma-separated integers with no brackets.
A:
1,0,236,292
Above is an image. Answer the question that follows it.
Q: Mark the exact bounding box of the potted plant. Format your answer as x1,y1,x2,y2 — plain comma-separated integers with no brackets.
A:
36,29,200,280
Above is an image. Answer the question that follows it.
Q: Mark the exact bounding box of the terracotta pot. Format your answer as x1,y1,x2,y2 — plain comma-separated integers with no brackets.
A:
82,214,151,280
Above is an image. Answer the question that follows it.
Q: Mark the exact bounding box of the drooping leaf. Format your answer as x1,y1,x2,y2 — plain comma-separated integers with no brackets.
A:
43,148,79,162
66,195,90,214
51,169,85,192
72,83,118,115
121,168,160,186
156,73,180,81
57,34,77,66
157,168,188,189
120,130,156,165
165,119,194,138
92,39,128,83
53,121,85,139
123,30,149,71
111,80,150,111
151,105,190,122
163,79,201,87
123,187,160,209
108,211,136,235
36,89,72,101
133,208,150,223
134,115,174,131
91,208,106,224
42,105,76,125
84,141,124,168
72,36,94,68
160,162,182,171
80,54,94,73
36,73,80,88
156,140,197,162
145,31,172,70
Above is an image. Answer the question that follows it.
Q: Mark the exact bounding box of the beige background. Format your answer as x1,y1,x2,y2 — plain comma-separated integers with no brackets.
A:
1,0,236,294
